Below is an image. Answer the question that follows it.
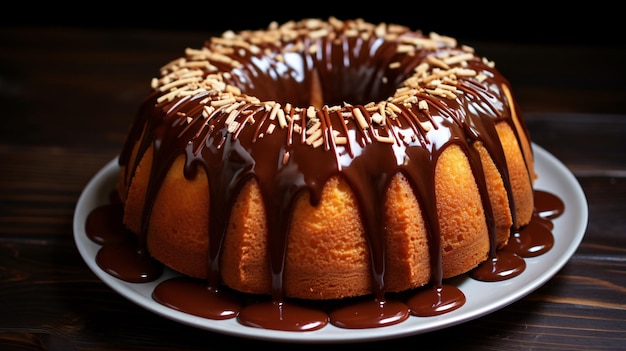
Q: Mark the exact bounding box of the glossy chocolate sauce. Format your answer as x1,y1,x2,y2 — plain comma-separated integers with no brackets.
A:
85,19,566,331
86,188,563,329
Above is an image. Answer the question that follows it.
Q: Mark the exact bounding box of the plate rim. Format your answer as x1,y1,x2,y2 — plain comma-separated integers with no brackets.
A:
73,143,588,343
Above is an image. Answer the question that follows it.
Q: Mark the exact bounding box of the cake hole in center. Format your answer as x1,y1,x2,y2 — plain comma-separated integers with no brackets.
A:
229,50,410,109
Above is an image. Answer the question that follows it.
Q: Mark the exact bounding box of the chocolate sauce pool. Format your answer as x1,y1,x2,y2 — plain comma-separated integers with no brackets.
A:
85,189,564,331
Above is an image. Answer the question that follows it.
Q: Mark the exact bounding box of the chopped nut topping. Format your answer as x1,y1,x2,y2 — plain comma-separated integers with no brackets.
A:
152,18,498,151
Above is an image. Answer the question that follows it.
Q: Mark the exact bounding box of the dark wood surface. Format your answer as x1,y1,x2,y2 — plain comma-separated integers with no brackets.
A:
1,27,625,350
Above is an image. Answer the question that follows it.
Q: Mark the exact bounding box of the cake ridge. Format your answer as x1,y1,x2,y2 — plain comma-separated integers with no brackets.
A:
116,17,536,303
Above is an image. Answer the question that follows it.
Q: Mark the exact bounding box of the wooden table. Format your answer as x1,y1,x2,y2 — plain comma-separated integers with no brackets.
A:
1,27,625,350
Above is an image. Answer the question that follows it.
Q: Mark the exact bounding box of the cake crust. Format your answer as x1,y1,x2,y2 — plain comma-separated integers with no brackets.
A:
116,17,536,301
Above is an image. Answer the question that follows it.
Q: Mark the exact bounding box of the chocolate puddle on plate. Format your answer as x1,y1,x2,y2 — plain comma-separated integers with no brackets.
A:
85,188,563,331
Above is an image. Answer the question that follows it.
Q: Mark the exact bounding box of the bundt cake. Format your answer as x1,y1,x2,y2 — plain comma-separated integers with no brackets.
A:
111,17,538,319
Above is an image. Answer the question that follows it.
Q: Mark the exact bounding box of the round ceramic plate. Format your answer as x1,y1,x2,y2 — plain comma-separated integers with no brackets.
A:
73,143,588,343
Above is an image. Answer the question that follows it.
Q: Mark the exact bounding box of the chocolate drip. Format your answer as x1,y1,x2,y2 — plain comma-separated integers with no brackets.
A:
114,19,537,319
87,188,562,328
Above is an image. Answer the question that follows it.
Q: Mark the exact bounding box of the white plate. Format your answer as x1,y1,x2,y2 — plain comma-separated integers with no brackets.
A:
73,143,588,343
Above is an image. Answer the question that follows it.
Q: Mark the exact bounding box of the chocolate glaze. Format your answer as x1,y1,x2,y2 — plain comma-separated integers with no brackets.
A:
328,298,410,329
237,300,329,331
86,188,562,329
534,189,565,219
406,285,466,317
152,277,241,320
86,18,565,330
84,202,128,245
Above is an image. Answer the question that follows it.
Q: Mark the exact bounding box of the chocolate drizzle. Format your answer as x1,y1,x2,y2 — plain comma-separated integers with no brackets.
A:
98,18,552,330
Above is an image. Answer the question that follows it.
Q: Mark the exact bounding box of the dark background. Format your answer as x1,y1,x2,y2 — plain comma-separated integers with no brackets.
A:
4,2,620,46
